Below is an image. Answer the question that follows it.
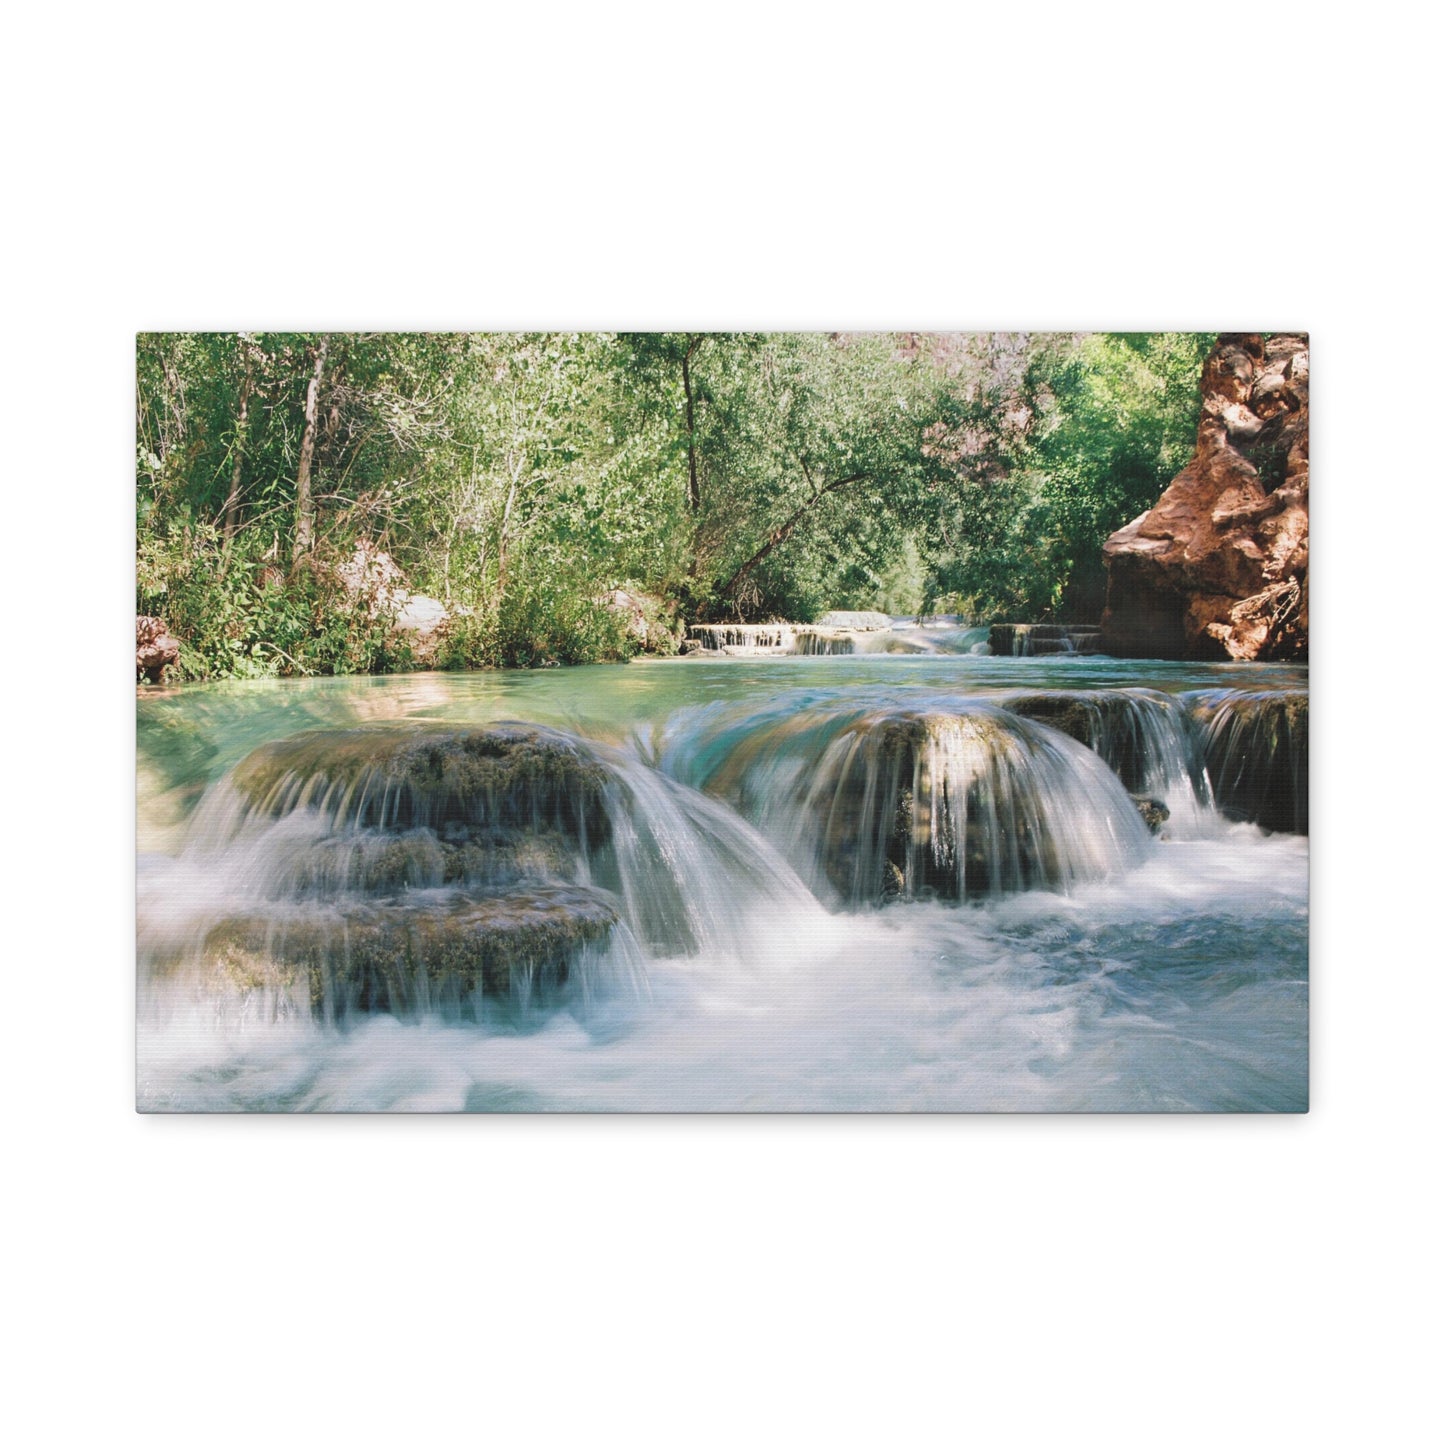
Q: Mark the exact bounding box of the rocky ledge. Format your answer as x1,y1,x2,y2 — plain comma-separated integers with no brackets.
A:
198,885,619,1017
137,615,180,682
988,624,1102,657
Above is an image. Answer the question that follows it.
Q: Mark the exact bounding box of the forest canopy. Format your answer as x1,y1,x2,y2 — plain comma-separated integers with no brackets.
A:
136,330,1213,679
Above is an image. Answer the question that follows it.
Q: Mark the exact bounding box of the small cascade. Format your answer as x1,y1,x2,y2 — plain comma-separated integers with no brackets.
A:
1001,689,1214,836
688,623,796,654
687,617,990,657
1187,690,1308,834
989,623,1103,657
661,697,1150,905
138,723,819,1023
792,630,856,656
855,622,992,656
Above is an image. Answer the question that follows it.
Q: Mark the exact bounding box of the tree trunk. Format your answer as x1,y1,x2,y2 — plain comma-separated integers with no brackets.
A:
219,340,253,542
496,460,520,596
681,335,702,512
292,337,329,563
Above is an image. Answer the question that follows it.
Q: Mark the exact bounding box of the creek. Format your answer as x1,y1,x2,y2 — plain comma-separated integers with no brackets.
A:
136,631,1308,1111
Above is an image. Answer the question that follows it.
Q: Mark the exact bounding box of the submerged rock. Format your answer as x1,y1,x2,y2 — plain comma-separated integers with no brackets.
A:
1131,796,1170,834
260,826,581,898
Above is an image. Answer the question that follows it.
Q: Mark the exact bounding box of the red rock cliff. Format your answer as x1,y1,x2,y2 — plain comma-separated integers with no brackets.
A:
1100,333,1308,661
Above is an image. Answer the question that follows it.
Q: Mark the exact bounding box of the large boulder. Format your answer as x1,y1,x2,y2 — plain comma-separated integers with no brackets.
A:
230,724,612,842
155,724,628,1019
767,705,1149,904
1101,334,1308,660
599,588,682,655
338,541,451,665
136,616,180,682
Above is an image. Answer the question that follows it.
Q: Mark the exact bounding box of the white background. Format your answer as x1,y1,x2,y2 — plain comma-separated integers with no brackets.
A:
4,4,1438,1442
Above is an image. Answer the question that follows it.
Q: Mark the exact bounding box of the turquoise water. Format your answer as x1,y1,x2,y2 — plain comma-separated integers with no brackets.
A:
136,650,1308,1112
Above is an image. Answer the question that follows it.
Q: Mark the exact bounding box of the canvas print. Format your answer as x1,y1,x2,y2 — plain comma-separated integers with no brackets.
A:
135,332,1308,1112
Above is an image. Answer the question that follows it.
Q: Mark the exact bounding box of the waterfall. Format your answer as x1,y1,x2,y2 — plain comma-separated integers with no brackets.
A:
138,723,820,1024
687,619,990,657
1187,690,1308,834
1002,689,1215,837
792,630,856,656
136,670,1311,1112
660,697,1151,905
989,624,1103,657
688,623,797,654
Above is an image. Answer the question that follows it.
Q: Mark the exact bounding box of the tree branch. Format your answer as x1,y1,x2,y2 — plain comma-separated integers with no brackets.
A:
714,473,866,602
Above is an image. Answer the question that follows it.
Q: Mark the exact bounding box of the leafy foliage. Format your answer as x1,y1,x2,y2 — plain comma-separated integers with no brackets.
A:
136,330,1216,677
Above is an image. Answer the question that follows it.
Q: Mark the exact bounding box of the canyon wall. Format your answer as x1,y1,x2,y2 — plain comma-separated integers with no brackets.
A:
1100,333,1308,660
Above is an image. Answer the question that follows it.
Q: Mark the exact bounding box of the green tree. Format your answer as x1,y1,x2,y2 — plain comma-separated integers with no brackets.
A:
1023,332,1212,618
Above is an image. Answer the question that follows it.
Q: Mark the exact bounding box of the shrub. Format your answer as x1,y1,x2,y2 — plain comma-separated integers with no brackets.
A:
136,526,410,680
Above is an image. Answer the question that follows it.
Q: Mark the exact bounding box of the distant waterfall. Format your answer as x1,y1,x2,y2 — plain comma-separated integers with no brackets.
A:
688,618,991,656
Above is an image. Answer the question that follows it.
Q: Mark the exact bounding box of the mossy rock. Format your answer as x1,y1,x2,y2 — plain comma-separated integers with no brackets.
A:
1003,690,1180,795
1002,693,1097,747
199,885,619,1017
264,827,580,897
230,724,612,843
816,710,1065,902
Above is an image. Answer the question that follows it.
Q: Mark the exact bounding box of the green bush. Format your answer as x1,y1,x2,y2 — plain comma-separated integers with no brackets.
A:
137,527,409,681
436,573,633,670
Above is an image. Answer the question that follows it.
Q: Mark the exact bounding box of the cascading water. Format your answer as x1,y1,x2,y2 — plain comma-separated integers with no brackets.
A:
792,631,856,656
687,618,990,657
1001,688,1215,837
990,624,1103,657
138,722,822,1029
1187,690,1308,834
658,694,1150,904
137,659,1309,1111
688,623,796,654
